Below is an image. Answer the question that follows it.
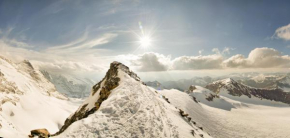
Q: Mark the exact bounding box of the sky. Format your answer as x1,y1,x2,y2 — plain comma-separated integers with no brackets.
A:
1,0,290,81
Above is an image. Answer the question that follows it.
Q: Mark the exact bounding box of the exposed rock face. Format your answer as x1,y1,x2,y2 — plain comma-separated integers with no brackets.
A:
29,128,50,138
0,71,23,95
186,85,197,93
206,78,290,104
19,60,41,81
54,61,141,136
186,85,219,102
205,94,219,101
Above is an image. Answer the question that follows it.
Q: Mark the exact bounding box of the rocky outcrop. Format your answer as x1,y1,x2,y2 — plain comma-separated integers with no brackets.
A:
0,71,23,95
205,94,219,101
19,60,41,81
186,85,197,93
53,61,142,136
29,128,50,138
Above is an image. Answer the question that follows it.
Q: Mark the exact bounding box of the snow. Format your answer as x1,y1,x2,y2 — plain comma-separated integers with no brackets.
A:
2,56,290,138
160,88,290,138
0,93,79,138
189,86,237,111
0,57,80,138
56,69,211,138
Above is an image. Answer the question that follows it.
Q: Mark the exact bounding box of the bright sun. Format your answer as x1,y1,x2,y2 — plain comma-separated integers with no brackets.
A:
139,36,152,48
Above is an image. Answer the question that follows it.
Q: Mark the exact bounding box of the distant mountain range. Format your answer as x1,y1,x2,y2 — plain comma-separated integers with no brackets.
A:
205,78,290,106
146,72,290,92
41,71,95,98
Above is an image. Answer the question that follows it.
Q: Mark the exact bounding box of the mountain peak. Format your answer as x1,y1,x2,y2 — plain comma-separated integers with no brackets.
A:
54,61,142,135
212,78,237,85
91,61,140,96
109,61,140,82
224,78,236,84
53,61,212,138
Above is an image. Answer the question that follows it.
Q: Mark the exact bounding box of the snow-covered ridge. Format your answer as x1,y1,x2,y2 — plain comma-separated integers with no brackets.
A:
0,56,77,138
160,88,290,138
54,61,211,138
54,61,143,135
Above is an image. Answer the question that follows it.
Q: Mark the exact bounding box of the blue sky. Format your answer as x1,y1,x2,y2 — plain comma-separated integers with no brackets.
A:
1,0,290,80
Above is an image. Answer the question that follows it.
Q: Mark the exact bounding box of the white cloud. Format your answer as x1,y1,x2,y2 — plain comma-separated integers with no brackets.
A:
222,47,234,54
223,54,249,68
273,24,290,41
172,54,223,70
212,48,220,55
45,33,118,54
198,49,204,55
129,52,171,72
224,47,290,68
32,60,104,74
0,27,31,48
1,28,290,76
0,33,116,79
3,38,30,48
120,47,290,72
212,47,234,55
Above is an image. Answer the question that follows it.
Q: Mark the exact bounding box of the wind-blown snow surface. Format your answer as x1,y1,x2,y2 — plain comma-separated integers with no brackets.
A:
160,89,290,138
0,57,80,138
56,67,211,138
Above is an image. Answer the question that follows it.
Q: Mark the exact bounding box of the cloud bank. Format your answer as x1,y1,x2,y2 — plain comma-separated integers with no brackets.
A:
127,47,290,72
128,52,171,72
224,47,290,68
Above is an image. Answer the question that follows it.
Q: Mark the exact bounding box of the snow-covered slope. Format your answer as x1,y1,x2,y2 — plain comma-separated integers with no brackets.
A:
41,71,94,98
205,78,290,106
186,86,239,110
160,89,290,138
54,62,211,138
0,56,79,138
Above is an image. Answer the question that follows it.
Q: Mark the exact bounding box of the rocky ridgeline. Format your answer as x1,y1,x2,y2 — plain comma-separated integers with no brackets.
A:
53,61,142,136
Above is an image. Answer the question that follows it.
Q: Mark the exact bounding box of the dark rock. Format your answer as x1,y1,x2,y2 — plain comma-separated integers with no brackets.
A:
191,130,195,136
29,128,50,138
187,85,197,93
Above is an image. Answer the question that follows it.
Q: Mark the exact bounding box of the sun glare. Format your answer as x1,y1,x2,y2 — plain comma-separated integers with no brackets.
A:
139,35,152,48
